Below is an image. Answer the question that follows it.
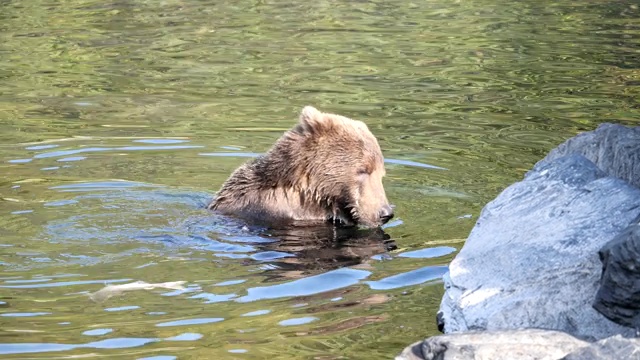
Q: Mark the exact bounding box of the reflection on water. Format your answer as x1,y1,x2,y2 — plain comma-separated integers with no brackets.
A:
257,226,398,278
0,332,204,355
0,144,454,358
1,0,638,358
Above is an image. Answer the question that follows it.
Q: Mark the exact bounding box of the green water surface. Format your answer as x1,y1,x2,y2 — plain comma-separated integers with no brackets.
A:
0,0,639,359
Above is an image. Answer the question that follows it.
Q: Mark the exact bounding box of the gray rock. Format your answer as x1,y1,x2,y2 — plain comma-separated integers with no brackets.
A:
561,335,640,360
593,220,640,329
396,330,640,360
544,123,640,189
395,329,589,360
438,153,640,340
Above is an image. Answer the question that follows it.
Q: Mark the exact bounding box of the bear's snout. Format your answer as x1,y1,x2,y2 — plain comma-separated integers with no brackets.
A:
379,204,394,224
380,204,393,224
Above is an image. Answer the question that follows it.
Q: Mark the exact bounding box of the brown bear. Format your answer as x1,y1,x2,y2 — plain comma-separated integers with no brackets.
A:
208,106,393,228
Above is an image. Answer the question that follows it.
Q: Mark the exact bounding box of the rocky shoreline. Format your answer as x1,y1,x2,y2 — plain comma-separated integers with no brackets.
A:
397,124,640,360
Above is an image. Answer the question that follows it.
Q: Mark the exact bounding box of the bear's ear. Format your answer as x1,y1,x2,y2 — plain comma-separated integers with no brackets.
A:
298,106,326,134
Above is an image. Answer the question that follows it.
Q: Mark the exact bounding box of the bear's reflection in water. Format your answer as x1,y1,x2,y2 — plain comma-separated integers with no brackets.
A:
254,226,397,280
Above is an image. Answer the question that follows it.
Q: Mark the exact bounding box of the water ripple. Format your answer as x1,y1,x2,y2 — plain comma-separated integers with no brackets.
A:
1,312,51,317
241,310,271,317
51,181,159,192
33,145,203,159
156,318,224,327
188,293,237,304
398,246,457,259
133,139,189,144
366,265,449,290
278,317,318,326
104,306,140,312
237,268,371,303
165,333,203,341
0,279,131,289
82,328,113,336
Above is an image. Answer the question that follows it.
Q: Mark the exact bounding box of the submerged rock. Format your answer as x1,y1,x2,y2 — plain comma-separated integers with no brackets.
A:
89,280,187,302
593,220,640,329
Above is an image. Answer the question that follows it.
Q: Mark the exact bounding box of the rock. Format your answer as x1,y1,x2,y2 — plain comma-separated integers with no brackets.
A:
88,281,187,302
396,330,640,360
561,335,640,360
438,153,640,340
399,124,640,359
593,220,640,329
395,329,589,360
543,123,640,189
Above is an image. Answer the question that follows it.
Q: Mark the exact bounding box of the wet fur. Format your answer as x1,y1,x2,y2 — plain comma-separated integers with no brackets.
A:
208,106,391,228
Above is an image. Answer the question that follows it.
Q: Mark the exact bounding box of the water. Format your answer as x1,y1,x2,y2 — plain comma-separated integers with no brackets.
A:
1,0,639,358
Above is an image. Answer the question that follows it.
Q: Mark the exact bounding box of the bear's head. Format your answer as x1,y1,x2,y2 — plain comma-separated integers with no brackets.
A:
257,106,394,228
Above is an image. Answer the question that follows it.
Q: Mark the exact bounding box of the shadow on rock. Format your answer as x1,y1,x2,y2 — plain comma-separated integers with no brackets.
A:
593,215,640,329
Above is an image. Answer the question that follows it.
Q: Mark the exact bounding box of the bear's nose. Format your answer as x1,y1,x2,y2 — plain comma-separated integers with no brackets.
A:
379,205,394,224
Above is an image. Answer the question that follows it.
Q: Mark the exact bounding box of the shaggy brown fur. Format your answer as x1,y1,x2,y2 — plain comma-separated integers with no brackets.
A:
208,106,393,228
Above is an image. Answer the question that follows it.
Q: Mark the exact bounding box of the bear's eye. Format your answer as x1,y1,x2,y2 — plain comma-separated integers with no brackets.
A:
356,169,370,182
